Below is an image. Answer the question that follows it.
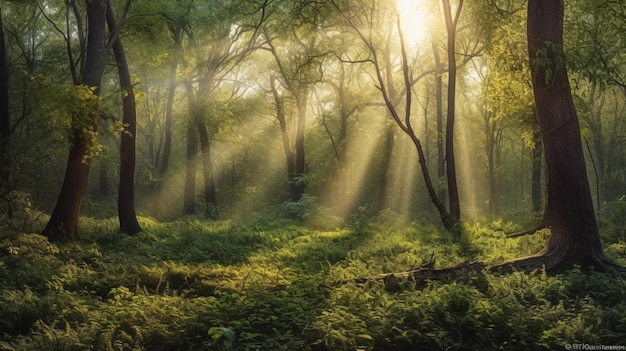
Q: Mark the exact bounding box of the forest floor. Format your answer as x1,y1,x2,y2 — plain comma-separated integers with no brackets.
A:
1,211,626,350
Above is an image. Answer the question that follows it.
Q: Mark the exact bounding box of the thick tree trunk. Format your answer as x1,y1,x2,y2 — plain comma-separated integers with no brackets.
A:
0,14,13,218
183,124,198,215
107,3,141,235
42,0,108,241
493,0,623,273
442,0,463,224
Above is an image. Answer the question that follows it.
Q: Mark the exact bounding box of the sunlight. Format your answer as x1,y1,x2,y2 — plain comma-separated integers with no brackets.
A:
395,0,431,49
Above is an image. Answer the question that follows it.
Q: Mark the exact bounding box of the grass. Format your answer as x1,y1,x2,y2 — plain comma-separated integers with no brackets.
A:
0,212,625,350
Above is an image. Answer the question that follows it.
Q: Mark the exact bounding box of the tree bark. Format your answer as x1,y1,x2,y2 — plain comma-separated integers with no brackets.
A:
0,14,13,218
196,119,219,220
531,129,542,213
42,0,108,241
432,40,447,208
442,0,463,224
492,0,623,273
107,3,141,235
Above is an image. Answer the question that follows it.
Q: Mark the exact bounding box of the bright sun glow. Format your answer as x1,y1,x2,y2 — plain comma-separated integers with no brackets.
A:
396,0,430,48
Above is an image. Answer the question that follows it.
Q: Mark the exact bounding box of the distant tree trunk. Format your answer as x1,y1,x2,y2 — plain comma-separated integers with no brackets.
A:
183,124,198,215
531,129,542,213
270,77,296,200
107,3,141,235
442,0,463,224
0,14,13,218
378,33,397,213
42,0,108,241
196,119,219,219
377,124,394,212
98,165,110,198
152,26,181,216
494,0,622,273
322,62,353,218
485,111,502,216
432,35,447,209
292,92,308,201
270,77,307,203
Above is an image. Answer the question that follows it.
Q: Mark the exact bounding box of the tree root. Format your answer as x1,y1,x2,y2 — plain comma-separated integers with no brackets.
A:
335,248,626,292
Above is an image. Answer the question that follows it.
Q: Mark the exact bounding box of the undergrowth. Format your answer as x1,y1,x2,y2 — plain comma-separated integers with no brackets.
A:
0,213,625,350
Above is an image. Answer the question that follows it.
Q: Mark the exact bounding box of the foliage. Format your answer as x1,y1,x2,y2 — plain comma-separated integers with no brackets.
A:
1,216,625,350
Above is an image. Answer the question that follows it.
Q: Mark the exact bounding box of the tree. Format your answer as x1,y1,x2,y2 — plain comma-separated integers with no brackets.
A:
42,0,108,241
493,0,624,272
262,2,325,203
0,13,13,218
441,0,463,224
107,1,141,235
181,0,266,218
332,0,457,230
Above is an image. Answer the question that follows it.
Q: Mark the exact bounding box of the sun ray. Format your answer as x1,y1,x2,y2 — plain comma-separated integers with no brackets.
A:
395,0,431,49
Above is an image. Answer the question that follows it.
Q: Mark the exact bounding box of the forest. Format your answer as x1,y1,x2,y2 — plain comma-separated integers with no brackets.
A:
1,0,626,350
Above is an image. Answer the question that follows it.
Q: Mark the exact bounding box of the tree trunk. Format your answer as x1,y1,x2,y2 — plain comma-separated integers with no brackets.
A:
270,77,298,202
378,35,398,213
183,124,198,215
152,26,181,216
196,119,219,220
493,0,623,273
531,129,542,213
42,0,108,241
442,0,463,224
107,3,141,235
0,14,13,218
377,124,394,212
433,45,446,208
292,92,308,201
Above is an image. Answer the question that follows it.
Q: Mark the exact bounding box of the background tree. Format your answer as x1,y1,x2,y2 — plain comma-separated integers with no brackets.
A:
261,1,326,203
107,0,141,234
441,0,463,224
331,0,456,230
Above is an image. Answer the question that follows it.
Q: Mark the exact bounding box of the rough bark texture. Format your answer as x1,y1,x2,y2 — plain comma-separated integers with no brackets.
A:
531,129,543,213
492,0,623,273
42,0,108,241
107,3,141,235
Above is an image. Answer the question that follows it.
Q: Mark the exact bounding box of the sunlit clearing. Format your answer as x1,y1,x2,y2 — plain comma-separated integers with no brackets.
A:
396,0,430,49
